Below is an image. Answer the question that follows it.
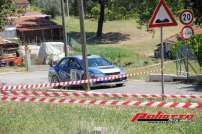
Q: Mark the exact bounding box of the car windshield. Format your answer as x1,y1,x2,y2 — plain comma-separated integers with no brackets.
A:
88,58,112,67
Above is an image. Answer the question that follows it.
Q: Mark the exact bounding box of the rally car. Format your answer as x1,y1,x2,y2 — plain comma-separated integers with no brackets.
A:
48,55,127,87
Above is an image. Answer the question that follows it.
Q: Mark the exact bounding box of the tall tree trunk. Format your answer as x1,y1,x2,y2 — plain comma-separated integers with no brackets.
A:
96,0,105,38
83,0,87,16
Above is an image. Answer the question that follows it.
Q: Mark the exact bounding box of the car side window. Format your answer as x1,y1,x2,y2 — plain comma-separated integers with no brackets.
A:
68,58,81,69
58,58,69,69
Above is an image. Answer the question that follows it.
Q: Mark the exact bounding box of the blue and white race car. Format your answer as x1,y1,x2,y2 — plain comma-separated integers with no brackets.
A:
48,55,127,87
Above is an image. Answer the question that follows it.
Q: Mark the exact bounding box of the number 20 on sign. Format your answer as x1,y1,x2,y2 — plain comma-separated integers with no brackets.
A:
180,10,194,25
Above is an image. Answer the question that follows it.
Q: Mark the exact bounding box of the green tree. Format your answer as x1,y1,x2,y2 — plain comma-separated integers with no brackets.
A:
191,0,202,25
188,34,202,70
135,0,184,25
172,35,202,71
0,0,16,30
34,0,61,18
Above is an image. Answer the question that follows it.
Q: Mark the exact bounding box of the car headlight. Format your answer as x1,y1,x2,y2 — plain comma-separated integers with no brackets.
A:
120,68,126,75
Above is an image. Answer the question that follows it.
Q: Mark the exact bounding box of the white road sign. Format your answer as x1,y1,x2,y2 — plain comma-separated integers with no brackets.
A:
149,0,177,28
180,26,194,40
180,10,194,25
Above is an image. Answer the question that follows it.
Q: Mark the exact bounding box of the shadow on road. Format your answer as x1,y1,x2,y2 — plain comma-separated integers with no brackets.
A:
66,85,123,91
180,84,202,92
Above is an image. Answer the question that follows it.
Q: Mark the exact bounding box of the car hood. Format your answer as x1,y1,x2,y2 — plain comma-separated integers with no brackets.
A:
88,65,121,74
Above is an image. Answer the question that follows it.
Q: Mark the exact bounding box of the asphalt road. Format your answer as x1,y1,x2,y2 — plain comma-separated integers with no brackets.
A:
0,70,202,95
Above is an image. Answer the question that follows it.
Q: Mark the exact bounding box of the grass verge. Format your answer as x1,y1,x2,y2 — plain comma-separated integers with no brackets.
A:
0,102,201,134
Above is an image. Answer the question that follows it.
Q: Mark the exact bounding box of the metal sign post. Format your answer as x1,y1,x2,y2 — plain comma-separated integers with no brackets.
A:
148,0,177,100
186,42,189,79
160,27,165,100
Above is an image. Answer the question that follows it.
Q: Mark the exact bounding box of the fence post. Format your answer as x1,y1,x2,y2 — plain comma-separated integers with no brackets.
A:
24,43,31,72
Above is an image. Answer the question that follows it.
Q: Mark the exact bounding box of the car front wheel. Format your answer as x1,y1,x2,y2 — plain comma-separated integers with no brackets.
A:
116,83,124,87
51,75,59,83
50,75,61,88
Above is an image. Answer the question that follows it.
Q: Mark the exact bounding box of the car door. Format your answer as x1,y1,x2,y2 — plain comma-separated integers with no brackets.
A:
68,58,83,80
57,58,70,81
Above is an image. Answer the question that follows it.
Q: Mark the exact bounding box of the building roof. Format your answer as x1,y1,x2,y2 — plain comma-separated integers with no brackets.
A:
17,25,62,32
16,16,54,28
16,12,62,32
24,12,51,18
14,0,29,5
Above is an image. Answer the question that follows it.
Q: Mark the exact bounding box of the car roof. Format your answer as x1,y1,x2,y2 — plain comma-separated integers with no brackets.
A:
68,55,102,60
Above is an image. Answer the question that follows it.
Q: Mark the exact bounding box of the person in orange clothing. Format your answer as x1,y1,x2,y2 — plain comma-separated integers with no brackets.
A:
15,57,22,65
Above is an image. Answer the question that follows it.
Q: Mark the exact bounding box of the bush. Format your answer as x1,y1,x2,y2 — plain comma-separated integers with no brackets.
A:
171,40,184,59
33,0,61,18
119,7,127,19
88,1,139,21
105,8,114,21
172,34,202,70
187,34,202,68
90,4,100,19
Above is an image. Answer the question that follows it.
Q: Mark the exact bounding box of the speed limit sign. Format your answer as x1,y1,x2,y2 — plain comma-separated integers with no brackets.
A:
180,10,194,25
180,25,194,40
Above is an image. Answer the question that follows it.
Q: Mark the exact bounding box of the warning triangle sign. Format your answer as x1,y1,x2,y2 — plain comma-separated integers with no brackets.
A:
149,0,177,28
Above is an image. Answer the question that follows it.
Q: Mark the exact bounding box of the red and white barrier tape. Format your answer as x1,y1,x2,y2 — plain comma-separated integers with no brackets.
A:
1,95,201,110
1,90,202,100
128,59,183,70
0,68,161,91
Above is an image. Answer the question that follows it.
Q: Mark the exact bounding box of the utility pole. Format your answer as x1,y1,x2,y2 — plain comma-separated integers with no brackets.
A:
78,0,90,90
64,0,69,17
60,0,68,56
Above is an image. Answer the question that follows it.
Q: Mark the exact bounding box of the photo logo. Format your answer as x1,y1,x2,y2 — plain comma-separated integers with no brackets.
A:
131,111,194,124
